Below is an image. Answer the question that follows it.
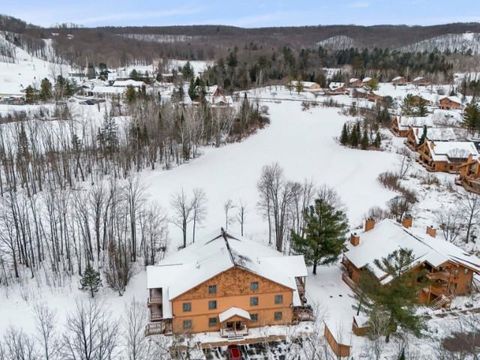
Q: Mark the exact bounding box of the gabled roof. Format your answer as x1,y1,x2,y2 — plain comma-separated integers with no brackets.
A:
392,76,405,82
345,219,480,284
146,230,307,318
219,307,251,322
397,116,434,131
440,96,462,105
427,140,479,161
410,127,457,144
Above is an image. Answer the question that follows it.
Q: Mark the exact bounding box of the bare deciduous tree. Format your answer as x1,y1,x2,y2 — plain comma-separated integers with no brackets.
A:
34,302,59,360
236,200,247,236
62,300,119,360
191,188,207,243
170,189,194,248
223,199,235,231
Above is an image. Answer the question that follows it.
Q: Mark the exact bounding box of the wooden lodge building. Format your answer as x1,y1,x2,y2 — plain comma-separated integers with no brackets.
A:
145,229,313,343
405,127,457,150
417,140,479,173
391,115,434,137
391,76,407,86
439,96,463,110
342,217,480,308
457,155,480,194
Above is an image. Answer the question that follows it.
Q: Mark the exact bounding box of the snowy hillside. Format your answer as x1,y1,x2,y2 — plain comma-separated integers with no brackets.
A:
0,34,70,95
400,32,480,54
316,35,355,50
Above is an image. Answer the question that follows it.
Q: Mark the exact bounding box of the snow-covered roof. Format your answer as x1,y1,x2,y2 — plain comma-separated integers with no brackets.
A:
413,76,425,82
112,79,145,87
392,76,404,82
411,127,457,144
362,77,372,83
345,219,480,283
428,141,479,161
397,116,434,131
146,230,307,318
440,96,462,105
328,82,345,91
349,78,360,83
219,307,251,323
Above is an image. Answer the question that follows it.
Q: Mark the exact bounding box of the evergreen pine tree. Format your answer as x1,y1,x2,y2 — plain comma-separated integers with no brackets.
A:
463,102,479,135
80,263,102,298
125,85,137,103
39,78,52,101
188,77,197,100
374,131,381,148
340,123,349,146
25,85,37,104
416,98,428,117
291,198,348,275
350,124,359,147
361,127,369,150
418,125,427,145
359,248,426,343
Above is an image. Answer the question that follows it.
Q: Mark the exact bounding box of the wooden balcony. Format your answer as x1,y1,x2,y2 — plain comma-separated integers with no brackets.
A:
427,271,451,282
220,325,248,339
144,319,173,336
148,295,163,306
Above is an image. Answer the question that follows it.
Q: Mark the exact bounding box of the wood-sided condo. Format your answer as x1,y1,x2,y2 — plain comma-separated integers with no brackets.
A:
145,229,313,343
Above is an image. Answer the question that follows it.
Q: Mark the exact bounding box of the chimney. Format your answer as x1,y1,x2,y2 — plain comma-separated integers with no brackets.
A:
426,225,437,238
402,214,413,229
350,233,360,246
364,218,375,232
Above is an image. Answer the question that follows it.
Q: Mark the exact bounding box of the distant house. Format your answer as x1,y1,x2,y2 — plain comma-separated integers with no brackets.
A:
410,94,432,106
351,88,369,99
112,79,145,88
392,76,407,86
289,81,321,92
417,140,479,173
406,127,457,150
391,116,434,137
327,82,347,95
412,76,430,86
348,78,363,88
145,229,313,342
342,217,480,308
367,92,385,104
439,96,463,110
361,77,372,84
456,155,480,194
205,85,233,107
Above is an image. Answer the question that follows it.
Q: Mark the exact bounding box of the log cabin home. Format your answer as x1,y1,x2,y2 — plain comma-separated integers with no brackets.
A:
204,85,233,107
412,76,430,86
342,217,480,308
145,229,313,341
456,155,480,194
439,96,463,110
391,115,433,137
348,78,363,88
417,140,479,173
392,76,407,86
327,82,348,95
405,127,457,150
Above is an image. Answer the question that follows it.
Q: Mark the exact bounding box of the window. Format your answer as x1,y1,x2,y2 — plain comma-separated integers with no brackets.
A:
274,294,283,304
274,311,283,321
250,296,259,306
182,302,191,312
250,281,259,291
183,320,192,330
251,313,258,322
208,317,218,327
208,300,217,310
208,285,217,294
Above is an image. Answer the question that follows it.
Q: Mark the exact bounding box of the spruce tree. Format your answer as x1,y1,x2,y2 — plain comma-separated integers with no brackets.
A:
291,198,348,275
39,78,52,101
350,122,359,147
374,131,381,148
25,85,37,104
463,102,479,135
80,263,102,298
340,123,349,145
418,125,427,145
416,98,428,117
361,127,369,150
